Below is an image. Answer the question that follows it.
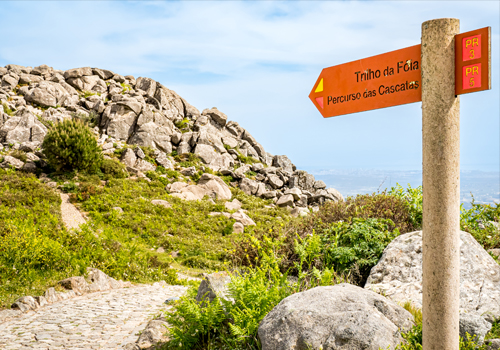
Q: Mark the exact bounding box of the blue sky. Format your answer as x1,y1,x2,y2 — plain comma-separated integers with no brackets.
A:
1,1,498,172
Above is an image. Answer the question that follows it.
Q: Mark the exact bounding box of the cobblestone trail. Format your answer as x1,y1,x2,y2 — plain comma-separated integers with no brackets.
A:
0,283,188,350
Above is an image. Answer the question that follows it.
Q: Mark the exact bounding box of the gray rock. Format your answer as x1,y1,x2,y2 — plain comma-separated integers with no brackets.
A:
136,319,169,349
72,75,104,92
120,148,137,168
85,268,117,292
12,296,39,312
31,64,52,76
2,73,20,89
19,74,43,85
123,343,140,350
259,283,413,350
226,121,244,138
273,155,294,173
239,177,259,195
284,187,302,201
134,159,156,172
277,194,294,208
22,161,37,173
194,143,218,164
486,339,500,350
233,222,244,233
44,287,59,303
231,209,256,226
365,230,500,323
222,135,238,149
151,199,172,208
297,194,308,208
326,187,344,201
63,67,93,79
155,151,173,169
261,191,277,199
135,147,145,159
314,180,327,189
225,199,242,211
92,68,115,80
459,312,492,345
34,295,48,308
112,207,123,213
267,174,284,189
58,276,89,296
196,272,232,304
170,184,212,201
197,173,232,200
180,166,197,176
0,155,24,169
25,81,70,107
202,107,227,126
136,77,157,97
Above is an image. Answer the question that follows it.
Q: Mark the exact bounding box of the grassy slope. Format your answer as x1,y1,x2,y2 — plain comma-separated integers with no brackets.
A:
0,169,290,309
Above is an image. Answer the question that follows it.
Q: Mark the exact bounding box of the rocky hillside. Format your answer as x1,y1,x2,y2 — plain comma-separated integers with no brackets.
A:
0,64,342,209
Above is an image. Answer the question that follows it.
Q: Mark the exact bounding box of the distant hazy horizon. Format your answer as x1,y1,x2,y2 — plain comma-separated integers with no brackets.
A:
306,168,500,209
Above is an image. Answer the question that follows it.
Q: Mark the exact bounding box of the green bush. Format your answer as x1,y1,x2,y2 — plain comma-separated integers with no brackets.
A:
163,237,345,350
72,111,99,127
461,200,500,250
100,158,128,179
10,150,27,163
232,191,415,282
42,119,102,173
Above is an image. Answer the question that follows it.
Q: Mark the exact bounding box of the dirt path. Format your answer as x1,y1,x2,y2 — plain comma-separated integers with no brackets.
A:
59,193,86,230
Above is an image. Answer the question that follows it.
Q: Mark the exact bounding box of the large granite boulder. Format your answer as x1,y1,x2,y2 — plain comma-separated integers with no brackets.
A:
258,283,414,350
25,81,71,107
197,173,232,200
365,230,500,323
0,108,47,145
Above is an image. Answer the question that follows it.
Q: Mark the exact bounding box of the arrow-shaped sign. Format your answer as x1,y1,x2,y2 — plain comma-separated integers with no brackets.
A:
309,45,422,118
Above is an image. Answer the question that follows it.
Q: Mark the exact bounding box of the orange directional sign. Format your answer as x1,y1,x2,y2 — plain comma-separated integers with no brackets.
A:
455,27,491,95
309,45,422,118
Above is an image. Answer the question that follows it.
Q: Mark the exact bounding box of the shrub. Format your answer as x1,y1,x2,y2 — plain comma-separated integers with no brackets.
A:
71,111,99,127
174,118,191,133
461,199,500,250
231,191,415,283
163,236,345,350
10,150,27,163
2,102,15,116
42,119,103,173
100,158,128,179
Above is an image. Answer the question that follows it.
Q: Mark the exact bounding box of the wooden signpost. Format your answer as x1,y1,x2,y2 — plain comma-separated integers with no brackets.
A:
309,19,491,350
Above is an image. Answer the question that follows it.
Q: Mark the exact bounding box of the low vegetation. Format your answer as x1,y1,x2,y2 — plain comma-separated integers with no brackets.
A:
0,121,498,348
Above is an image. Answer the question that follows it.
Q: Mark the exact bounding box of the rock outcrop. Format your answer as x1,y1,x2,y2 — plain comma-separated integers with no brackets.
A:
365,230,500,343
258,283,414,350
0,64,342,210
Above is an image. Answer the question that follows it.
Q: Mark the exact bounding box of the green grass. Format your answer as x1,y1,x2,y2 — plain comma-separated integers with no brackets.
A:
74,179,288,273
0,170,188,309
2,102,15,116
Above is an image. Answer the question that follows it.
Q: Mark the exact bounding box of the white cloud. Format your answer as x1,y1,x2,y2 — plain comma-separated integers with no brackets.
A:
1,0,498,170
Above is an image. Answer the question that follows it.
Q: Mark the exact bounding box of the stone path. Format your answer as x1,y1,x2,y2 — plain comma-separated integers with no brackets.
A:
60,193,86,230
0,283,188,350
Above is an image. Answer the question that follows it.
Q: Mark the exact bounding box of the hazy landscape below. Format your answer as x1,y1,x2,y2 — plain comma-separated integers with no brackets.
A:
307,169,500,209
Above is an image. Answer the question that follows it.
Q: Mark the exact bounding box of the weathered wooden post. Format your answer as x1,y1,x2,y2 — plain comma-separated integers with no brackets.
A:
421,18,461,349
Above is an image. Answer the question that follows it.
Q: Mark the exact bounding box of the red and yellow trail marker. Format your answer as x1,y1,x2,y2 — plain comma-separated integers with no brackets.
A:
455,27,491,95
309,45,422,118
